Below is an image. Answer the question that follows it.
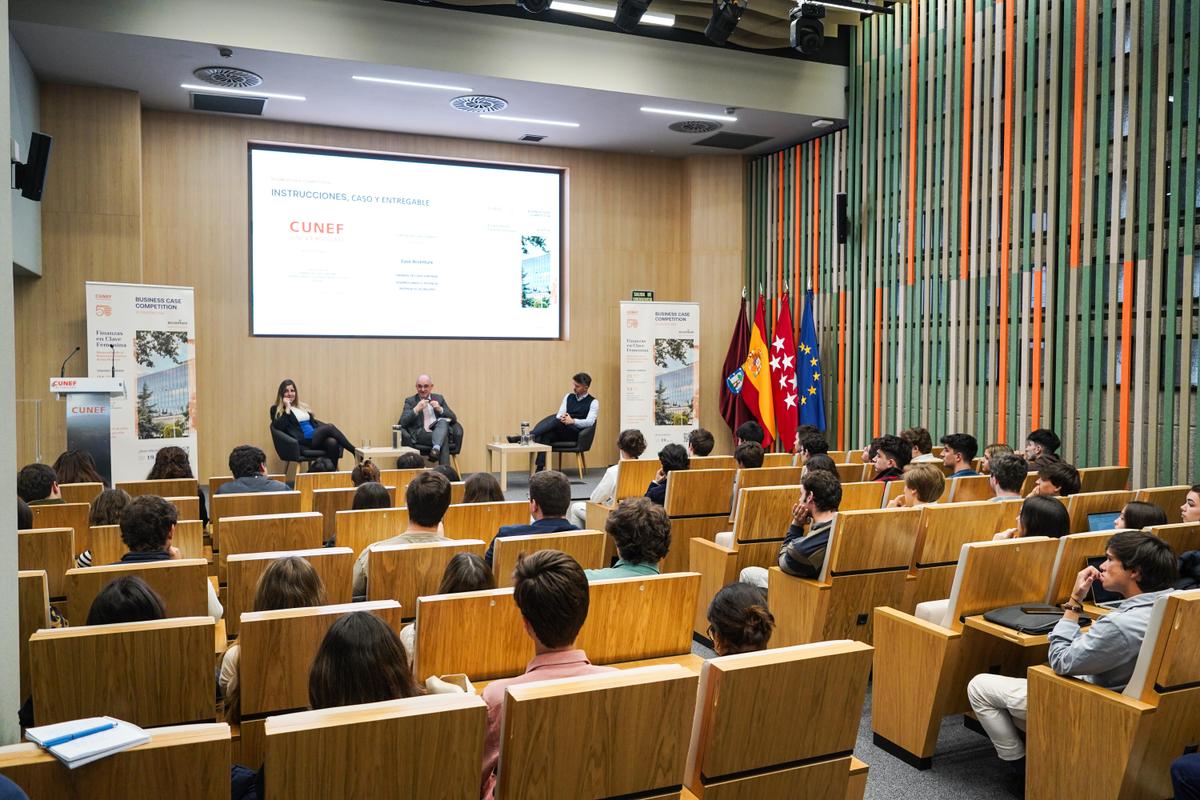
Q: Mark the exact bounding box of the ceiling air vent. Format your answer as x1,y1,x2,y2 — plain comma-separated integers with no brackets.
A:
190,92,266,116
520,135,547,142
192,66,263,88
669,120,723,134
693,132,773,150
450,95,509,113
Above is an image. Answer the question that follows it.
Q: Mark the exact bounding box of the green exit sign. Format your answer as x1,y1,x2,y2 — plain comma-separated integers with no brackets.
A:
631,290,654,302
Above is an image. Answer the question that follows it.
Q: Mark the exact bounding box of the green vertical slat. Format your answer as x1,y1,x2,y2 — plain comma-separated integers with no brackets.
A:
1160,0,1183,481
1189,0,1200,481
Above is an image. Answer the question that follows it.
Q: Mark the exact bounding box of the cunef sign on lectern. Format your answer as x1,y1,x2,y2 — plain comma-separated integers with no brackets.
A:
49,377,125,486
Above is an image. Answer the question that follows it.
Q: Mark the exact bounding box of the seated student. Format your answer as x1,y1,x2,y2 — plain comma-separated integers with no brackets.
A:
736,420,765,447
940,433,979,477
867,435,909,482
988,453,1028,501
396,451,427,469
52,450,107,486
706,583,775,656
74,487,134,568
146,445,208,526
739,470,842,591
399,552,495,666
17,463,63,506
1114,500,1168,531
566,429,646,528
350,458,381,487
1173,754,1200,800
1181,484,1200,523
86,575,167,625
993,494,1071,540
215,446,290,495
462,472,505,504
1024,427,1063,471
585,497,671,580
1031,460,1081,497
967,531,1177,772
17,498,32,531
687,428,715,457
480,551,617,798
222,556,327,723
484,470,577,566
352,482,392,511
886,463,945,508
115,495,223,622
800,453,839,481
980,442,1014,474
901,426,940,464
645,443,690,505
352,471,453,596
796,431,829,464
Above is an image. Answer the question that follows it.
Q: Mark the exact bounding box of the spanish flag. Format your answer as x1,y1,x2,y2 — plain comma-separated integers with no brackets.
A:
741,297,776,449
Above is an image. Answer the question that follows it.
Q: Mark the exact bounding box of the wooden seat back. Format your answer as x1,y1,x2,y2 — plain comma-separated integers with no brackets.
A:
761,452,796,468
913,501,1013,568
730,485,800,543
116,477,198,498
58,481,103,505
939,537,1060,629
821,507,924,580
1135,485,1190,525
690,455,737,470
18,570,49,700
880,479,906,506
665,469,736,516
736,466,803,490
1145,521,1200,555
239,601,403,717
614,458,661,501
17,527,73,599
165,495,200,520
263,695,486,800
0,723,231,799
211,490,301,551
1123,589,1200,701
377,468,428,498
498,664,698,800
90,519,204,566
225,547,354,637
1078,465,1131,492
367,539,488,613
29,502,90,555
491,530,607,587
30,617,215,726
836,463,868,483
839,481,885,511
949,475,995,502
65,559,209,622
442,500,529,540
450,481,466,504
415,572,699,682
312,486,398,541
1020,472,1039,495
335,507,410,557
685,641,872,798
1065,489,1135,534
1043,532,1113,604
218,512,324,578
295,470,355,511
208,474,286,497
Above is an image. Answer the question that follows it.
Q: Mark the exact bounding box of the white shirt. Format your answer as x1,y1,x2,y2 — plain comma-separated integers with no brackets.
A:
590,463,619,505
291,407,311,423
555,393,599,429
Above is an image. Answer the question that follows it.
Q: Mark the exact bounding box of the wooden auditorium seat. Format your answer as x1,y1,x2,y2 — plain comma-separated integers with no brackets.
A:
690,455,737,470
17,527,73,599
414,572,700,682
491,530,607,587
366,538,488,612
1145,521,1200,556
57,481,103,506
662,469,737,573
225,547,354,637
836,463,869,483
1135,485,1190,524
28,503,89,557
211,490,301,552
584,458,660,530
376,467,429,496
690,484,796,635
217,511,323,581
0,723,231,799
65,559,209,623
441,500,530,540
734,465,803,490
496,664,699,799
946,474,995,502
1020,473,1039,495
761,452,796,468
116,477,199,499
1077,465,1131,492
162,495,200,521
262,695,486,800
1065,489,1136,534
902,500,1019,612
839,481,886,511
312,486,398,541
333,506,410,556
18,570,49,700
870,537,1061,767
29,617,216,727
1025,589,1200,800
683,641,873,799
1042,531,1113,605
89,519,203,565
767,507,924,646
294,470,354,511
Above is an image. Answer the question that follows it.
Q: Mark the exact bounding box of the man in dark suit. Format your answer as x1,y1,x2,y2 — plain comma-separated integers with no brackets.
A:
397,373,457,465
484,470,578,565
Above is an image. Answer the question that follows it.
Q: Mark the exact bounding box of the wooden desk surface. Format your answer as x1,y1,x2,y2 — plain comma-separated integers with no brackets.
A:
962,615,1051,648
486,442,551,454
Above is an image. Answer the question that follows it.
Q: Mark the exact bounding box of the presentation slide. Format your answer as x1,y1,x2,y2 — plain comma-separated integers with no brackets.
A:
248,144,563,339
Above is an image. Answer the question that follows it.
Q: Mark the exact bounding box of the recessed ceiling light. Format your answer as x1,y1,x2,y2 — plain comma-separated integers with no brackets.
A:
813,119,835,127
806,0,878,13
640,106,737,123
180,83,305,101
551,0,675,25
479,115,580,128
353,75,474,92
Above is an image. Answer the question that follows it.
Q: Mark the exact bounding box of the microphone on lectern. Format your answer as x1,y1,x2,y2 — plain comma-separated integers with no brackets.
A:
59,346,80,378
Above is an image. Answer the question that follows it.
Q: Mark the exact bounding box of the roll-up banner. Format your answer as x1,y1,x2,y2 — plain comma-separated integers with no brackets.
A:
619,301,700,455
85,282,199,483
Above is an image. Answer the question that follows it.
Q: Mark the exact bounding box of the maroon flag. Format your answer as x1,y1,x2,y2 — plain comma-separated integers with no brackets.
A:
720,299,751,435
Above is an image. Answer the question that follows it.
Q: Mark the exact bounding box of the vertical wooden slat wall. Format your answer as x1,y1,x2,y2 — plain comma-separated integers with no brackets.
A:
744,0,1199,488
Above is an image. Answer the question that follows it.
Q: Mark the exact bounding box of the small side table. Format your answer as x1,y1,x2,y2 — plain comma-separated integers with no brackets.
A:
486,442,551,491
355,445,420,464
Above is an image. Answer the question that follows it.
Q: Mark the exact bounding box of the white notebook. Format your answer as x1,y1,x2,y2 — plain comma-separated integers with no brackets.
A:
25,717,150,769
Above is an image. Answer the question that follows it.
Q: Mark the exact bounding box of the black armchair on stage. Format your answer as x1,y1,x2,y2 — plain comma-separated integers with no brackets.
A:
400,420,464,472
533,414,596,479
270,426,327,481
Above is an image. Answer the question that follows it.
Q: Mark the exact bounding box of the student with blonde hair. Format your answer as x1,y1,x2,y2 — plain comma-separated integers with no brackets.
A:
887,462,945,507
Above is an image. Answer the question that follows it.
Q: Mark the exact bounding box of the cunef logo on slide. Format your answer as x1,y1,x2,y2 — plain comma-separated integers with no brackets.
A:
288,221,345,235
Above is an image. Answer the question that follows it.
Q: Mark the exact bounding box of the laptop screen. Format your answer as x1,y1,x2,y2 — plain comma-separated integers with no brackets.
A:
1087,511,1121,532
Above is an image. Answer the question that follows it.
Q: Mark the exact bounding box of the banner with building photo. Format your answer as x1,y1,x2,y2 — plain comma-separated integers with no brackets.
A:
86,282,198,483
619,301,700,454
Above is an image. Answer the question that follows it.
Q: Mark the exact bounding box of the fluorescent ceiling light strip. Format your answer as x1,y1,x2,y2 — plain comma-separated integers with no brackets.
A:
180,83,305,101
550,0,674,25
805,0,877,14
352,75,474,92
640,106,737,123
479,115,580,128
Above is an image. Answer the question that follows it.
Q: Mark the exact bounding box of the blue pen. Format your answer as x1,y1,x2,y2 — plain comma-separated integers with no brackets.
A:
41,722,117,748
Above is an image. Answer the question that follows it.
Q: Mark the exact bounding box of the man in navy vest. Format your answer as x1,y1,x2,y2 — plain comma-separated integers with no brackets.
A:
530,372,598,470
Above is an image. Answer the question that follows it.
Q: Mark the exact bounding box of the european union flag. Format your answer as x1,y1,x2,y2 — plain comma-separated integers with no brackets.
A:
797,290,826,431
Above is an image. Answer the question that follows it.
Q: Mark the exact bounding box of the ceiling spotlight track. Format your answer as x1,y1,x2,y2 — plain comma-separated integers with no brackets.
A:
789,2,825,55
704,0,748,45
613,0,652,31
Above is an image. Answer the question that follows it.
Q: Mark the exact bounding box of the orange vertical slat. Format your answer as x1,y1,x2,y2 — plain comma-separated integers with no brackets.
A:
1032,267,1042,428
838,289,847,449
813,138,821,295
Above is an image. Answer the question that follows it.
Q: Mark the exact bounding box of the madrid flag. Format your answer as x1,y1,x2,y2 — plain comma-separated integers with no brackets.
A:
740,297,776,449
770,293,799,451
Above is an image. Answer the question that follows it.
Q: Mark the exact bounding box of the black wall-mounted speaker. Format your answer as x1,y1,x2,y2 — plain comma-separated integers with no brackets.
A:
836,192,848,244
14,132,52,202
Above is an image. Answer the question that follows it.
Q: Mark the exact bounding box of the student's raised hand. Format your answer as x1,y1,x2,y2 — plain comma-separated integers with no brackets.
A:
1071,565,1103,602
282,396,291,409
654,467,665,483
168,546,182,560
790,501,811,527
993,527,1016,541
887,495,908,509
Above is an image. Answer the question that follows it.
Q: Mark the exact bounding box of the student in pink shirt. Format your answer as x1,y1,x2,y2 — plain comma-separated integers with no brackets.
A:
479,550,616,799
